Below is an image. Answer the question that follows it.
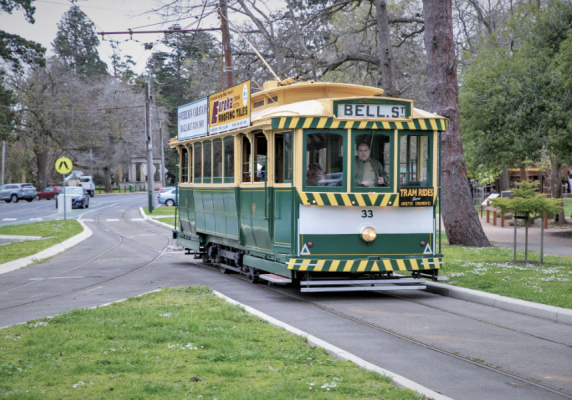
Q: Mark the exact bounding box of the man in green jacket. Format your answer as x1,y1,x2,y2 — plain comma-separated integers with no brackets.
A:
354,142,389,187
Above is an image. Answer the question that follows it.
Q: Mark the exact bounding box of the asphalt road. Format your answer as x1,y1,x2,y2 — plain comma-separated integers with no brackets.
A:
1,196,571,400
0,193,148,227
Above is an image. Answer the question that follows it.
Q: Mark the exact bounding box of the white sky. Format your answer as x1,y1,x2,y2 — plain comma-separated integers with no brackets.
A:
0,0,227,74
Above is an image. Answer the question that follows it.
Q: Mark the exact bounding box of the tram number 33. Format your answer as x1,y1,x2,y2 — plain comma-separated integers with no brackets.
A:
361,210,373,218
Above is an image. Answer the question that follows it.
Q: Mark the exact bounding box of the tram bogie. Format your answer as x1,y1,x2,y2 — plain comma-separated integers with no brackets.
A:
171,81,446,292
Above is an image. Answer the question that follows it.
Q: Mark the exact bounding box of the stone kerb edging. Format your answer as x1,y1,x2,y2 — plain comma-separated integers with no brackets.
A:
139,207,174,230
213,290,453,400
424,281,572,325
0,219,93,275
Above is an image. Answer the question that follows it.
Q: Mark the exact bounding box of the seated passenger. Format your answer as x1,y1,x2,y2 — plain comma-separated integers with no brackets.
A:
306,163,324,186
354,142,388,187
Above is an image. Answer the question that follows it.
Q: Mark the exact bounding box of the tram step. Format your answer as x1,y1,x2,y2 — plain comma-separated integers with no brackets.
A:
301,285,426,293
259,274,292,284
300,278,425,286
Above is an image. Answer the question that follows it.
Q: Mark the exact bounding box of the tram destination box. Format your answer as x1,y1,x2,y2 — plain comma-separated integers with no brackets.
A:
399,187,434,207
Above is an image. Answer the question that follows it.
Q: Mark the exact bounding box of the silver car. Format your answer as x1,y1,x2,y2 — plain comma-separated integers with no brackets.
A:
0,183,37,203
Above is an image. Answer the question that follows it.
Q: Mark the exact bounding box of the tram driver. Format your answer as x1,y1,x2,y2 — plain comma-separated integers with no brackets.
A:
354,142,389,187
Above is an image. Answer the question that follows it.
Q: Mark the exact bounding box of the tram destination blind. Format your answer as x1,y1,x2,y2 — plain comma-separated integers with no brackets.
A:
338,103,406,119
399,187,434,207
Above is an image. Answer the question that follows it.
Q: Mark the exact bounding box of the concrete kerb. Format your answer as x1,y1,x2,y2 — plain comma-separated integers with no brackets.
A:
139,207,174,230
424,281,572,325
213,290,453,400
0,219,93,275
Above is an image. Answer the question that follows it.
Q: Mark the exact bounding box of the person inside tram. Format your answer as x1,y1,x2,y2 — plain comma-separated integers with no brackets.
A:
306,163,324,186
354,142,388,187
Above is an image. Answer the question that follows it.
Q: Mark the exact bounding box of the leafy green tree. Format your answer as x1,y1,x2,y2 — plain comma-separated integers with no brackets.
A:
52,5,107,76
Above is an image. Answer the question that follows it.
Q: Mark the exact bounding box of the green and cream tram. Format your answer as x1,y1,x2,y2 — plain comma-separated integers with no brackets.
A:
171,80,446,292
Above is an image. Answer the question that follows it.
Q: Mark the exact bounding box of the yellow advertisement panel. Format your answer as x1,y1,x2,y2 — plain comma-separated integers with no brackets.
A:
208,80,251,135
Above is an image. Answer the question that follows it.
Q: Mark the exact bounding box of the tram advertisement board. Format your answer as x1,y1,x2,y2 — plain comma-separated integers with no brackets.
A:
398,187,434,207
209,80,251,135
178,97,209,140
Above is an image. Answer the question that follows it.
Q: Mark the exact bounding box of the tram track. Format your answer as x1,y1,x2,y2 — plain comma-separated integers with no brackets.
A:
189,262,572,399
0,201,172,313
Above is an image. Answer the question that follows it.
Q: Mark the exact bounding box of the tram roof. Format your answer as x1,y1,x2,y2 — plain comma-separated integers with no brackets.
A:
171,81,446,145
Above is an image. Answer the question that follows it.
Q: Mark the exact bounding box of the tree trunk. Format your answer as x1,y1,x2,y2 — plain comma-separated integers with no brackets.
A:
35,147,49,191
520,165,527,183
375,0,398,97
550,154,566,224
422,0,490,246
104,166,112,193
499,165,510,192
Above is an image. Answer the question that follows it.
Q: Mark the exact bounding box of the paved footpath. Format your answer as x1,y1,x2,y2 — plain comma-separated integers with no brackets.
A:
1,200,572,400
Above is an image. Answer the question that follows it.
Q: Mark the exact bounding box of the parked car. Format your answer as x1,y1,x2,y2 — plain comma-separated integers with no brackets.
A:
55,187,90,209
0,183,37,203
158,186,175,193
36,186,62,200
158,188,177,206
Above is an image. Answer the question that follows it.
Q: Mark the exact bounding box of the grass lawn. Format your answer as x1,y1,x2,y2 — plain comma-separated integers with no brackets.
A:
0,220,83,265
564,198,572,216
143,207,176,217
0,286,419,400
441,235,572,309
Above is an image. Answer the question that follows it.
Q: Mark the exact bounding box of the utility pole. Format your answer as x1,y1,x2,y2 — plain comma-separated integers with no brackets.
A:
89,148,93,177
145,76,154,211
220,0,234,88
1,141,5,185
159,120,166,187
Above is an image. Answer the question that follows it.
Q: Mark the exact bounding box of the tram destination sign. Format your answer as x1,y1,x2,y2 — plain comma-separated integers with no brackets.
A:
335,99,412,119
209,80,251,135
399,187,434,207
178,97,208,140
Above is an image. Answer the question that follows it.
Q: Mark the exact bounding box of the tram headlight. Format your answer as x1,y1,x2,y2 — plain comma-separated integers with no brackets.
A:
361,226,377,242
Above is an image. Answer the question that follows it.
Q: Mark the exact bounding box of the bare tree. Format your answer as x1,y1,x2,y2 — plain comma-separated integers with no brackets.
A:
422,0,490,246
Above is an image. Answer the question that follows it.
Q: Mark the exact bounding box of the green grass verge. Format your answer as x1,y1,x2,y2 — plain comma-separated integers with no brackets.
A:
0,286,419,399
0,220,83,265
443,245,572,310
143,207,176,216
564,198,571,216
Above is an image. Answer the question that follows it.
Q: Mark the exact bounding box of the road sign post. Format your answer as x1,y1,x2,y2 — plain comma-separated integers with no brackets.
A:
55,157,73,221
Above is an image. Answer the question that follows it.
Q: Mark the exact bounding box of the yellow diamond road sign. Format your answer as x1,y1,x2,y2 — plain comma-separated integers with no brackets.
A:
55,157,73,175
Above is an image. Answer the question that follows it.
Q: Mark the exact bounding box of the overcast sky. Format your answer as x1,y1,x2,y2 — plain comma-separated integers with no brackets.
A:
0,0,225,74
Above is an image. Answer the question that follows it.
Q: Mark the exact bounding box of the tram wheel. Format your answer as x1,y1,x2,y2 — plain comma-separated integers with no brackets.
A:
219,264,229,274
246,267,259,284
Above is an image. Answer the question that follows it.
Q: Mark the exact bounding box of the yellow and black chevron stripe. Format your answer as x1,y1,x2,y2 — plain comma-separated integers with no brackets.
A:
271,117,448,131
287,258,442,272
299,192,399,207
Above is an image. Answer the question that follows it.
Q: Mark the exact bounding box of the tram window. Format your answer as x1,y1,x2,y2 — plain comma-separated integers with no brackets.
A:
224,137,234,182
400,135,430,187
213,139,222,181
254,133,267,182
242,135,251,183
203,140,212,182
181,147,189,183
353,133,391,188
194,142,202,182
275,132,293,183
306,133,344,187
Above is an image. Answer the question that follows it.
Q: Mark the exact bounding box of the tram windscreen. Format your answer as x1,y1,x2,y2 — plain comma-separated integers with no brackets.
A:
181,147,189,183
400,135,430,186
306,133,344,187
275,132,292,183
353,133,391,188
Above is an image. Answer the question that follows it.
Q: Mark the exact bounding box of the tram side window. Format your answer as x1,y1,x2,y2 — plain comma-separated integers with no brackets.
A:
242,136,251,183
275,132,293,184
213,139,222,182
181,147,189,183
194,143,202,183
306,133,344,187
224,137,234,182
353,133,391,188
203,140,212,182
400,135,430,187
254,133,267,182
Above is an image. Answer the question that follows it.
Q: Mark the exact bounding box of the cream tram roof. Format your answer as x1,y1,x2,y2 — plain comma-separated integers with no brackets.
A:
171,81,446,145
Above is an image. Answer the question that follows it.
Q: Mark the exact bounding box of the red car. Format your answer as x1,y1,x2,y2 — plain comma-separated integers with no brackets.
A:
36,186,62,200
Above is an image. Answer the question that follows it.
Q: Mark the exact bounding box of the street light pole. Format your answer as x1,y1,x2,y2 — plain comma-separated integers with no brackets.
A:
159,120,166,187
145,76,154,211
